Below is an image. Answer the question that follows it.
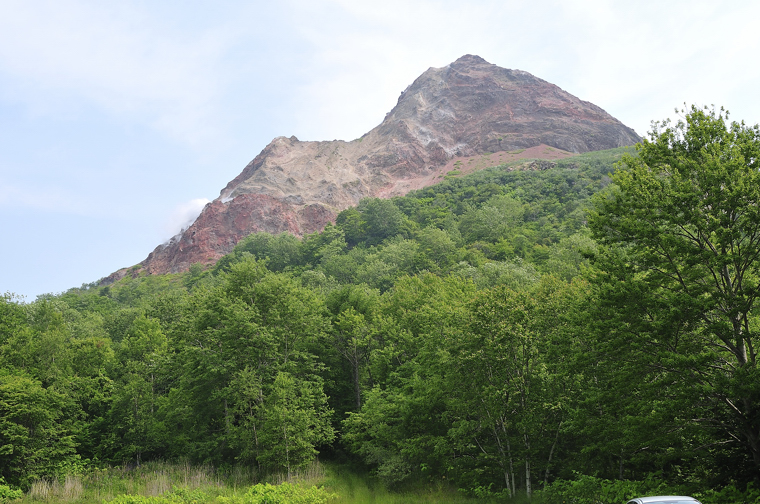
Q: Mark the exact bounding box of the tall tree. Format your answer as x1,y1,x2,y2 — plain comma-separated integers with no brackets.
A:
104,315,169,464
0,370,78,488
342,274,477,486
169,258,333,468
258,371,334,478
451,279,583,496
589,105,760,481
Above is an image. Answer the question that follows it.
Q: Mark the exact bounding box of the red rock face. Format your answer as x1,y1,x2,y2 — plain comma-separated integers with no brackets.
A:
111,55,640,280
139,195,335,275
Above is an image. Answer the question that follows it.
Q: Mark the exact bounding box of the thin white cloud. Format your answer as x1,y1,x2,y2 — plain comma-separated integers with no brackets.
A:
3,0,757,149
0,178,88,215
0,0,232,147
546,1,760,134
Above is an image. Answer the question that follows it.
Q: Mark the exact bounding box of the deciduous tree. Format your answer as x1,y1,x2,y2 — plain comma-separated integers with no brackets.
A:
589,105,760,479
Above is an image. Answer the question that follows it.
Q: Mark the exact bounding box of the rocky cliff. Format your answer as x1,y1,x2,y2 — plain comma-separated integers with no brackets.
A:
109,54,640,280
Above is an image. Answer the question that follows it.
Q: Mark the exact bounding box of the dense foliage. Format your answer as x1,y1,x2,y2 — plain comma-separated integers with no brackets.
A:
2,108,760,500
104,482,335,504
588,106,760,484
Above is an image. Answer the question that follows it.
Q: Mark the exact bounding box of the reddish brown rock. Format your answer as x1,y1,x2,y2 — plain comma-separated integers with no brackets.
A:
112,55,640,280
136,194,335,275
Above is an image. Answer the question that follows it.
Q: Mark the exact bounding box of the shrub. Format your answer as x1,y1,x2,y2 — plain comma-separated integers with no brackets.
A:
539,474,659,504
218,483,336,504
0,480,22,502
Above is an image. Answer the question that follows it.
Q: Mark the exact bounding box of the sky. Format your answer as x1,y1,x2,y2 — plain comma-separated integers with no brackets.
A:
2,0,759,300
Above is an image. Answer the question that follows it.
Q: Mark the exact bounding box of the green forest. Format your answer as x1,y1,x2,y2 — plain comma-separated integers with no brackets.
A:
2,106,760,504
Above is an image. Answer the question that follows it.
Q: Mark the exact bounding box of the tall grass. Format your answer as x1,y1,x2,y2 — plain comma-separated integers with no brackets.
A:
265,460,326,487
86,460,224,500
28,476,84,502
20,460,508,504
321,466,495,504
22,461,231,504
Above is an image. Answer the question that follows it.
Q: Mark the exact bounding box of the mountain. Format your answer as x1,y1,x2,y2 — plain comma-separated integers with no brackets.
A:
108,55,640,281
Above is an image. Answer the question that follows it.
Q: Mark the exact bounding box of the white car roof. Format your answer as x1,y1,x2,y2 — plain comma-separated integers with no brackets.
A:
630,497,699,504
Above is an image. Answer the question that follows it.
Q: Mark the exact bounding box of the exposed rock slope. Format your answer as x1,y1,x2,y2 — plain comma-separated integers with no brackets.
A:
114,54,640,279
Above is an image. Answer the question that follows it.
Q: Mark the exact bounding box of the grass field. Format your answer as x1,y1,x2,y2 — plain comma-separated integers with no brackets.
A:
14,461,509,504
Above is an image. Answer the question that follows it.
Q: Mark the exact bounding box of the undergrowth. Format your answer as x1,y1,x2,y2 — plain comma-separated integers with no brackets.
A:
23,461,760,504
13,461,506,504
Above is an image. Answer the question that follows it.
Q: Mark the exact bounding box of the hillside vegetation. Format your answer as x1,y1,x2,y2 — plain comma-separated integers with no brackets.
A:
2,107,759,503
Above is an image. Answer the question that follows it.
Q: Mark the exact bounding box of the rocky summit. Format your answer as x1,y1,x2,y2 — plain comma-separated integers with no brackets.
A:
109,54,640,280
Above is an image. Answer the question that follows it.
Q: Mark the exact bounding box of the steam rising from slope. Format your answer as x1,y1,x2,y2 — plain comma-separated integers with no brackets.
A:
163,198,210,241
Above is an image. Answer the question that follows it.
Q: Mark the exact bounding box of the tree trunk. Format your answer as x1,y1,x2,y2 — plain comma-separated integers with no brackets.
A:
492,418,512,497
524,432,532,497
352,355,362,409
619,448,624,480
284,423,291,480
508,437,516,497
544,419,561,486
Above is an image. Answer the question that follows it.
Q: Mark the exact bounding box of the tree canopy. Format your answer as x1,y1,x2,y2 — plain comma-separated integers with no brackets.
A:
5,119,760,497
589,105,760,480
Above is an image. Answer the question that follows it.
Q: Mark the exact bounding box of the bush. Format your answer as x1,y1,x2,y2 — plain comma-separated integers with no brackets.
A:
218,483,336,504
105,486,216,504
539,474,661,504
693,483,760,504
0,480,22,502
105,483,336,504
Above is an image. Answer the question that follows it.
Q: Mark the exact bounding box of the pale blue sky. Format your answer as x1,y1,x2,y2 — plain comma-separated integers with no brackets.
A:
2,0,759,300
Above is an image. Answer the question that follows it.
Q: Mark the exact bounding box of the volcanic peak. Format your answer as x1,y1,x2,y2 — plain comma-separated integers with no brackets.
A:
106,55,640,280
